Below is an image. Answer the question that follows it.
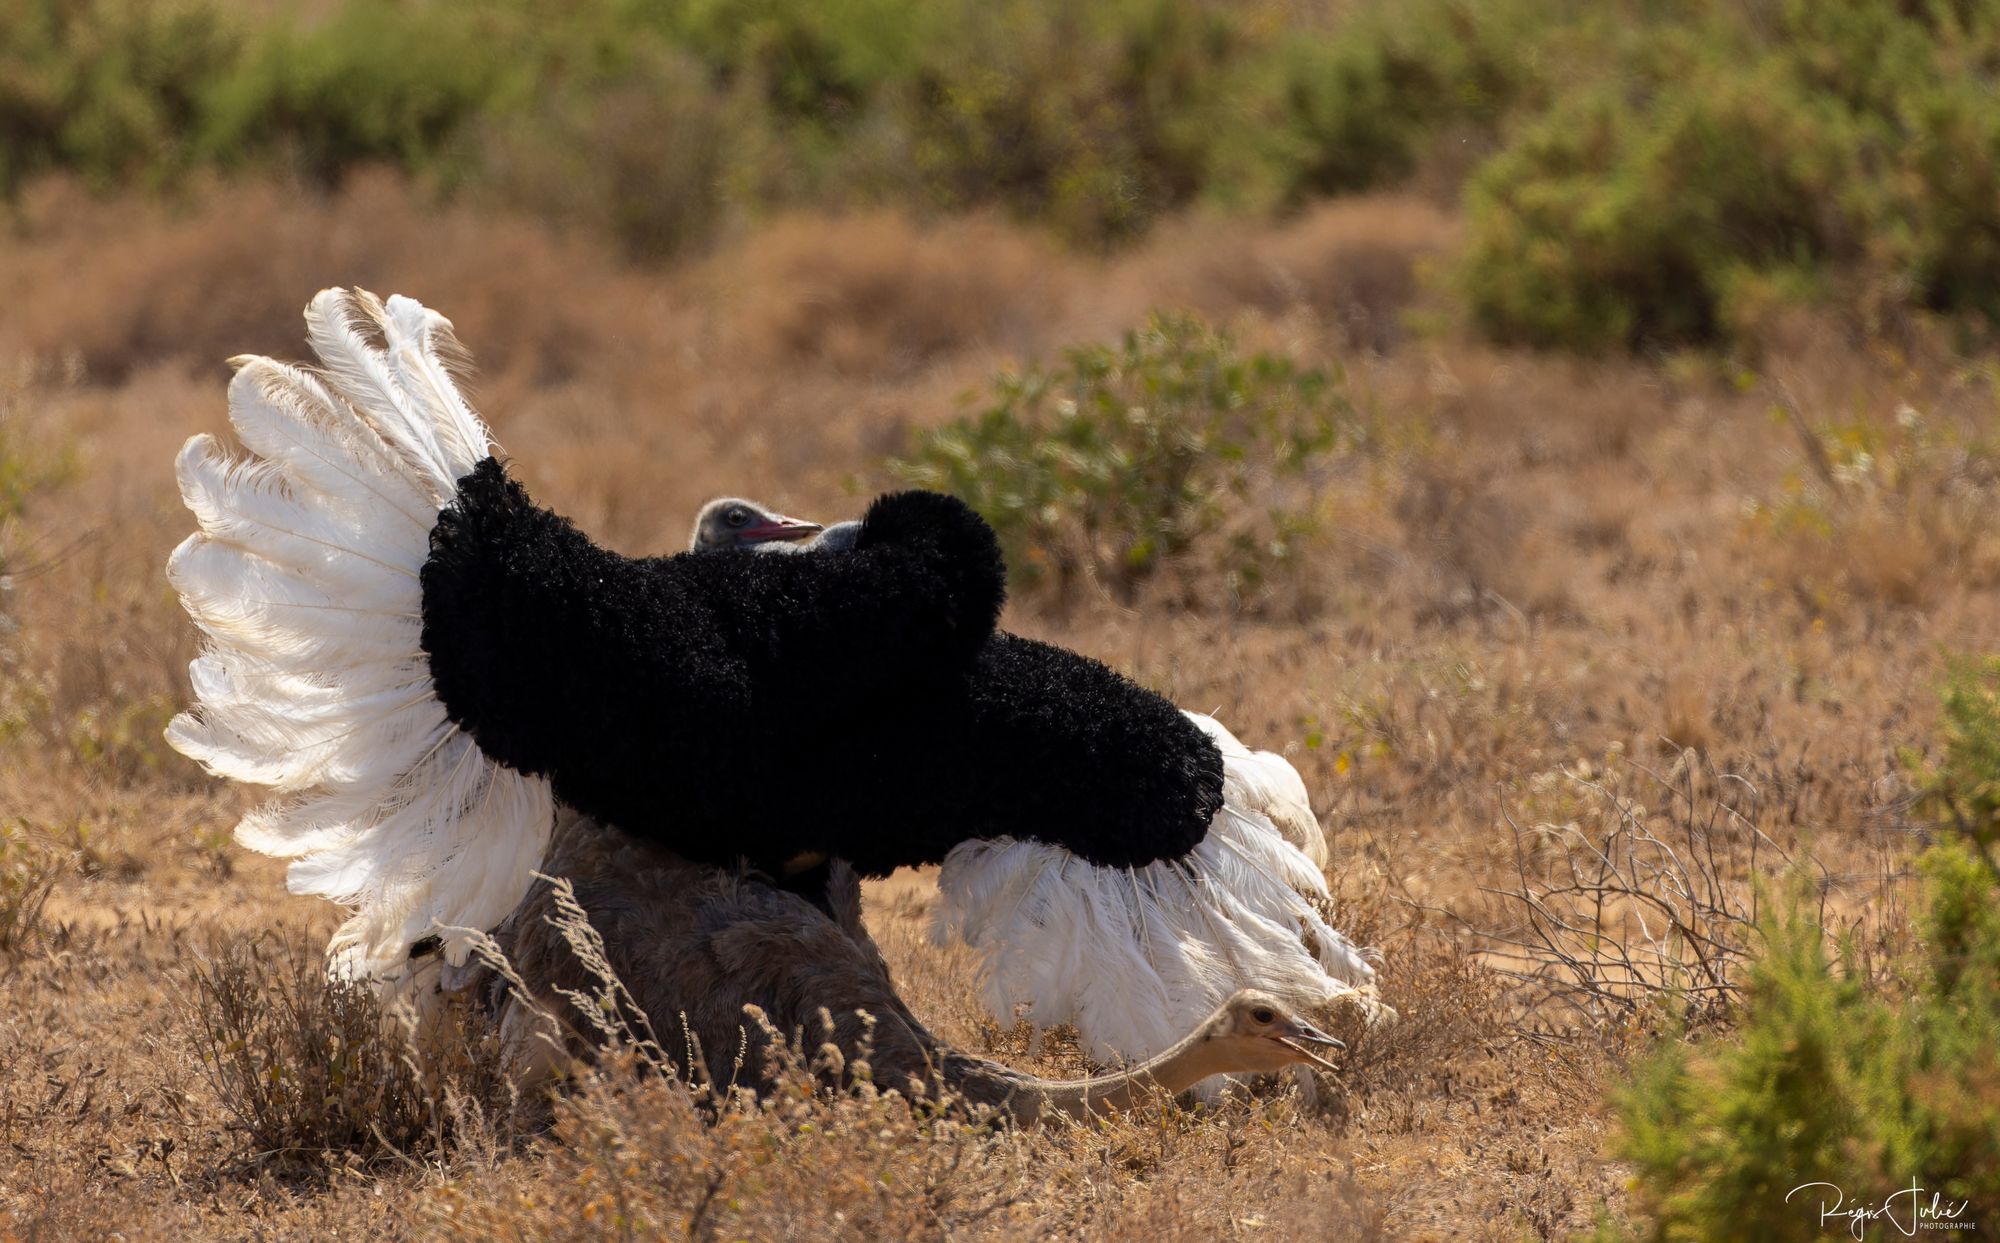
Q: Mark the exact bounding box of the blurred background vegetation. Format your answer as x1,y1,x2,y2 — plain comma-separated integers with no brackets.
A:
9,0,2000,353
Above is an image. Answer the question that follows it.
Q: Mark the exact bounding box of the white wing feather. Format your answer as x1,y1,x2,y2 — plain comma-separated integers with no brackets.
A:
166,288,554,985
1183,711,1329,869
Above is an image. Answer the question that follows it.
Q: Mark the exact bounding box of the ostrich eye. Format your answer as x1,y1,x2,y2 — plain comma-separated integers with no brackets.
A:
1251,1006,1275,1025
726,507,750,527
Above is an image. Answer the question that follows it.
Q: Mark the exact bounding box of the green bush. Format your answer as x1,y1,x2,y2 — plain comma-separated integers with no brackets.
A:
196,0,522,186
658,0,929,136
1917,655,2000,860
889,313,1358,604
475,44,738,261
15,0,2000,339
0,0,1554,255
1610,659,2000,1238
1614,842,1998,1239
1225,0,1556,211
1463,68,1851,350
0,0,241,194
1462,0,2000,352
884,0,1246,246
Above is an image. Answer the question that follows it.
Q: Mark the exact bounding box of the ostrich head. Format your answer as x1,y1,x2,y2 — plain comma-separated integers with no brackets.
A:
691,497,823,551
1194,989,1346,1074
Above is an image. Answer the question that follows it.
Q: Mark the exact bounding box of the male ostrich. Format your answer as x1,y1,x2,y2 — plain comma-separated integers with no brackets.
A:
689,498,1374,1063
164,289,1380,1075
688,497,823,551
486,809,1344,1123
691,496,859,555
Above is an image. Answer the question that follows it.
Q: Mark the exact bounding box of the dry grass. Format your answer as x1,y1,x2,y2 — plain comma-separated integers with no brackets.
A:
0,170,1989,1239
428,1042,1393,1242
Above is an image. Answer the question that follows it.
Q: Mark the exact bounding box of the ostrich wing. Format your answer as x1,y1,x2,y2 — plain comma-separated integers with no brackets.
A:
421,462,1220,877
772,633,1225,876
419,465,1013,874
168,289,1007,988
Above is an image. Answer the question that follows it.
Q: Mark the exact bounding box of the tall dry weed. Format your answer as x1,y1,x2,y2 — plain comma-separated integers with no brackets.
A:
1743,373,2000,612
0,827,62,956
180,931,521,1172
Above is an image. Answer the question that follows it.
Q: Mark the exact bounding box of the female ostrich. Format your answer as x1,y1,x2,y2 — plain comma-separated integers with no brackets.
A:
484,809,1345,1123
688,498,1376,1064
164,289,1379,1075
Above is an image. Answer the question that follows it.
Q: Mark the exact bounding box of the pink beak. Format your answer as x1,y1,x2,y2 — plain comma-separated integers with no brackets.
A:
740,514,823,545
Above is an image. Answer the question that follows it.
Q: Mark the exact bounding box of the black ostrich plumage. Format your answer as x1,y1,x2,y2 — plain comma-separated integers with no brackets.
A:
419,460,1224,877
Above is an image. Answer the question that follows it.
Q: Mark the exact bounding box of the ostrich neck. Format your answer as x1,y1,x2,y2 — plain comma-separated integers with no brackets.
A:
957,1024,1232,1124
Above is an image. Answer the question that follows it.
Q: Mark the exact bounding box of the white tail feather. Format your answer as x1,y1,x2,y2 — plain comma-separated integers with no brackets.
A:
301,290,478,500
933,713,1377,1075
226,359,436,534
167,288,553,984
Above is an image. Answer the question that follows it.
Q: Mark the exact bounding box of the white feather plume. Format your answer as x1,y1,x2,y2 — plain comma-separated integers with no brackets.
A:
166,288,554,985
1185,711,1330,870
933,710,1379,1080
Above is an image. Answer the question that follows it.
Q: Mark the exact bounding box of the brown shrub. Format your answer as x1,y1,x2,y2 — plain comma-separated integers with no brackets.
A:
1388,344,1669,466
434,1036,1390,1243
1161,197,1457,354
1316,911,1508,1135
1657,675,1715,754
727,210,1067,378
1741,372,2000,613
0,172,652,388
1389,455,1586,622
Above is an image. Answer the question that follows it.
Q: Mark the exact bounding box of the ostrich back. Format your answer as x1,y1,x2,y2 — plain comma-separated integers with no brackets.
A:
493,809,1028,1109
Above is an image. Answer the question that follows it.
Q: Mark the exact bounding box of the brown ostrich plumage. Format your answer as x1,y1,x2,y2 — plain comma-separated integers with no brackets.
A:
483,809,1343,1125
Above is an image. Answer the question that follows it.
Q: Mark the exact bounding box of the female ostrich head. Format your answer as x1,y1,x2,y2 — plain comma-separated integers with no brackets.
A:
1190,990,1346,1076
690,497,822,551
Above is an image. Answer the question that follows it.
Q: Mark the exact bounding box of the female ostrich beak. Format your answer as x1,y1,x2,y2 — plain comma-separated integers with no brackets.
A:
741,513,823,545
1274,1016,1346,1072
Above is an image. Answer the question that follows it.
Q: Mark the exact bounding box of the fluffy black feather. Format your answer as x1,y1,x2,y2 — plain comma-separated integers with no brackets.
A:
423,462,1006,772
790,632,1226,874
420,460,1222,876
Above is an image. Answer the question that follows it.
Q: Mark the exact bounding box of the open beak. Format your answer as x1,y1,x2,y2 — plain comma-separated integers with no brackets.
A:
1274,1019,1346,1073
740,514,823,545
